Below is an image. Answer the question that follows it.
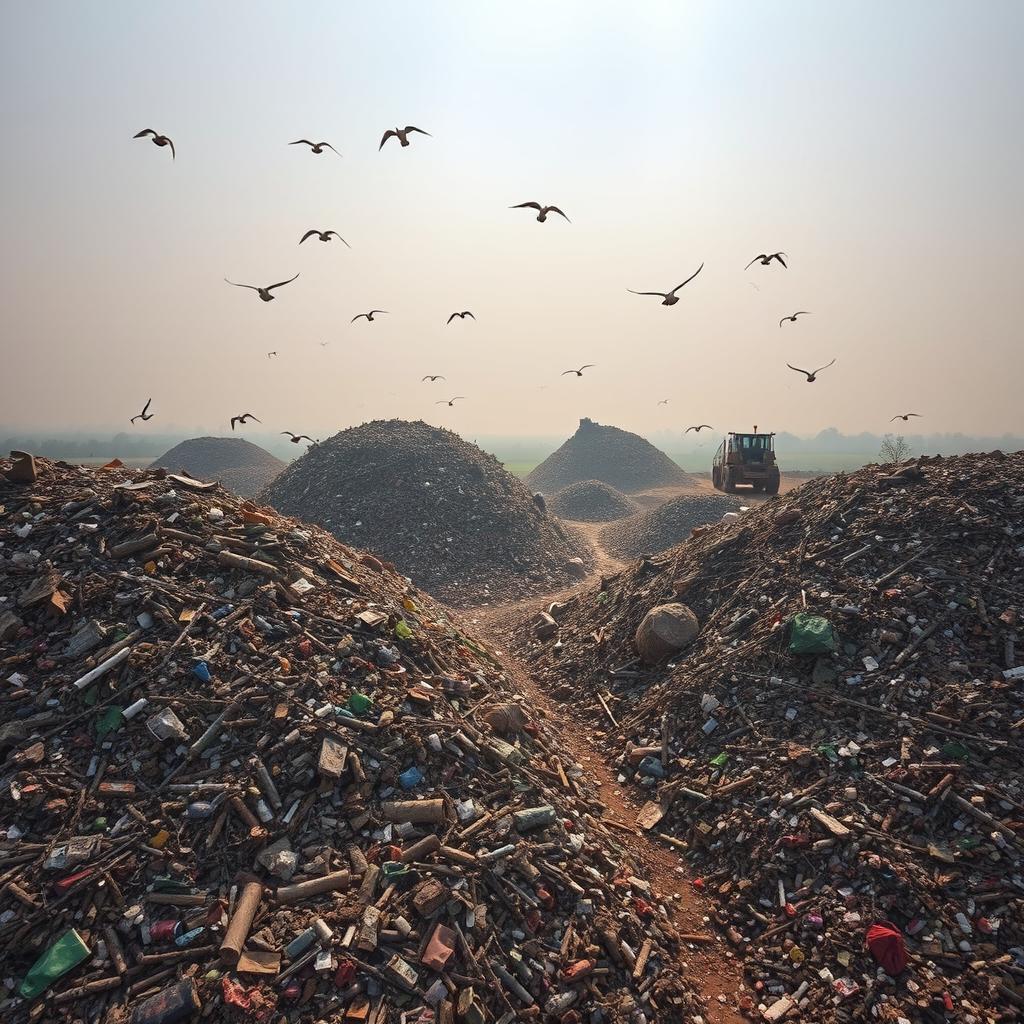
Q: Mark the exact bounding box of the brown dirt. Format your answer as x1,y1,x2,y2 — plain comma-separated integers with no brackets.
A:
628,472,805,511
457,521,747,1022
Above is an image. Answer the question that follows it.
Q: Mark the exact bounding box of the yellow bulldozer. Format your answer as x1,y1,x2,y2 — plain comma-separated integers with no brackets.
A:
712,428,781,494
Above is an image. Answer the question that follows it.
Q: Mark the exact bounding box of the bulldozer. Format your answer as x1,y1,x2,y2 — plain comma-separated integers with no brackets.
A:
712,427,780,494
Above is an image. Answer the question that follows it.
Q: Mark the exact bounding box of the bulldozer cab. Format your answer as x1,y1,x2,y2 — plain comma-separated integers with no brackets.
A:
713,431,780,494
730,433,773,464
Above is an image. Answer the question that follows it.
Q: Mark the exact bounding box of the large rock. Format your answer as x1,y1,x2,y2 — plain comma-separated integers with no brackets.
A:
635,603,699,664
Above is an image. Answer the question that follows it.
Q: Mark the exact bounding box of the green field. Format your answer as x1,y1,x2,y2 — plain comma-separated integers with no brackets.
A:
54,449,875,480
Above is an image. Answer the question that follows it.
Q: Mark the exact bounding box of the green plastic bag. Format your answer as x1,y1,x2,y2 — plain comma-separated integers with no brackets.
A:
19,928,90,999
95,706,124,740
787,613,838,655
348,692,373,715
394,619,414,641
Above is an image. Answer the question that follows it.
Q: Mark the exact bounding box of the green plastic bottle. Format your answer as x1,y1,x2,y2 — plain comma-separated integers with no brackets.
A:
19,928,90,999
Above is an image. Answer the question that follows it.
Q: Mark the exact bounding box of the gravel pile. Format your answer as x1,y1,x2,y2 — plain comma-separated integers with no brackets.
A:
526,417,693,493
602,492,743,558
149,436,284,498
261,419,591,603
547,479,639,522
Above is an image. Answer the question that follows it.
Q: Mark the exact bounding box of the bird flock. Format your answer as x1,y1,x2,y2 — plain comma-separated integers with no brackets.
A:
130,126,921,441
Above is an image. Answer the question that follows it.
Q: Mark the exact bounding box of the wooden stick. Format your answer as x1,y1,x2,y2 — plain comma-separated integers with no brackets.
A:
597,691,618,728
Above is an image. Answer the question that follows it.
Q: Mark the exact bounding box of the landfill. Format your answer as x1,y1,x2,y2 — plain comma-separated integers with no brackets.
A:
149,438,286,500
526,420,694,495
261,420,592,604
517,453,1024,1021
546,482,640,524
601,495,744,562
0,454,705,1023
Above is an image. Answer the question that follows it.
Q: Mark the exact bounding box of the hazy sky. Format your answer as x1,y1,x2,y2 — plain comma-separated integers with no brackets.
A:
2,1,1022,443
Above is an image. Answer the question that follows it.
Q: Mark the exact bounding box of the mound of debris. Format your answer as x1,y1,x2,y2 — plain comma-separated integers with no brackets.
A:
149,437,284,498
602,493,743,559
261,420,591,603
517,453,1024,1021
547,479,639,522
0,455,704,1023
526,418,693,494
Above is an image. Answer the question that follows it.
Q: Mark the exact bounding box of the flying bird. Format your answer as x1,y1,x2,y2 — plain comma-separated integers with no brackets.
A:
779,311,811,327
224,273,300,302
230,413,261,430
890,412,922,422
300,229,350,247
130,399,153,424
561,365,595,377
447,311,475,324
289,140,340,155
510,202,570,223
658,399,670,405
281,431,315,444
746,252,787,269
133,129,175,159
628,264,704,305
422,375,446,382
379,126,431,150
351,310,388,323
787,359,835,382
319,340,331,347
685,424,713,433
435,397,465,406
267,351,278,359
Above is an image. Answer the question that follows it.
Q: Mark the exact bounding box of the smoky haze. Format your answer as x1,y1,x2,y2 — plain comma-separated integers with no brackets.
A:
1,1,1022,442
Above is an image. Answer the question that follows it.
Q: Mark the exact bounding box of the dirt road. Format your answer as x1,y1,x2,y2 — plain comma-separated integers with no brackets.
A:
458,518,747,1023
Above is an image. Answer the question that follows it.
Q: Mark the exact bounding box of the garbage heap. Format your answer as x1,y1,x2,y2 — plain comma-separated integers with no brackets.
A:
0,456,701,1024
517,453,1024,1021
547,481,639,523
602,494,743,561
526,419,693,495
261,420,591,604
149,437,285,499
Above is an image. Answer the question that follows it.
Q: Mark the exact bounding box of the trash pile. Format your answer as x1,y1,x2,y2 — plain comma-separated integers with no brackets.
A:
526,419,694,494
0,454,703,1023
602,494,743,561
517,453,1024,1021
261,420,591,604
547,481,640,523
150,437,285,499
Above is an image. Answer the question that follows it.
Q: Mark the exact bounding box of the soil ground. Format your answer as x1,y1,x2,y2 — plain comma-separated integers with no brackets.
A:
450,477,819,1020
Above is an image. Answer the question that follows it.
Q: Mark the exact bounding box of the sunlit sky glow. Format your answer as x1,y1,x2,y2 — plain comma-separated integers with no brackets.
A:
2,1,1021,441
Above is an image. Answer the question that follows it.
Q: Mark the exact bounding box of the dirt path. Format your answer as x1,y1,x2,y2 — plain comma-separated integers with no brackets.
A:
458,523,746,1023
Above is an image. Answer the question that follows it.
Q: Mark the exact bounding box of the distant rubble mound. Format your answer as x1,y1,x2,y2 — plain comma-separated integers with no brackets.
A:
602,492,743,559
260,419,591,603
526,417,693,493
149,436,284,498
548,479,639,522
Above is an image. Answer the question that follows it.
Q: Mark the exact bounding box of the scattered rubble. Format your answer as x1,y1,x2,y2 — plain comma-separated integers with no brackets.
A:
526,419,694,494
150,437,285,499
602,494,743,561
517,453,1024,1021
261,419,591,604
547,480,640,523
0,455,703,1023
